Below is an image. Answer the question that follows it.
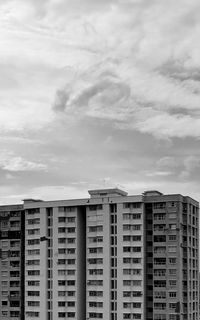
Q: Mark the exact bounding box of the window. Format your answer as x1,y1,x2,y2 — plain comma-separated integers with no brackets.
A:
169,303,176,310
123,291,142,297
2,311,8,316
88,236,103,243
123,225,141,231
27,208,40,214
88,280,103,286
89,302,103,308
89,269,103,275
169,292,177,298
123,269,141,275
154,214,166,220
67,313,75,318
58,302,66,307
123,235,141,242
154,247,166,254
169,315,177,320
67,259,75,265
88,258,103,264
58,238,66,244
169,258,176,264
1,240,8,247
58,259,66,265
67,291,75,296
67,238,75,244
27,249,40,255
153,203,166,209
154,258,166,265
169,235,176,241
154,269,166,276
123,258,141,264
67,248,75,254
27,281,40,286
28,301,40,306
89,313,103,318
26,311,40,318
123,202,141,209
28,229,40,235
67,227,76,233
154,281,166,288
58,227,66,233
58,280,66,286
169,280,176,287
58,217,66,223
67,217,76,223
89,226,103,232
27,291,40,296
154,303,166,310
123,213,141,220
67,280,75,286
27,270,40,276
123,280,142,286
154,291,166,299
154,315,166,320
58,248,66,254
154,235,166,242
67,270,75,275
26,260,40,266
169,224,176,230
58,206,75,212
89,291,103,297
89,205,103,211
154,224,165,231
89,247,103,254
28,218,40,224
28,239,40,245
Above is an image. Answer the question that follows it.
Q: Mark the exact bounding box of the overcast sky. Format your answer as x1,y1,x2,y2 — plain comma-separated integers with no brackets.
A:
1,0,200,204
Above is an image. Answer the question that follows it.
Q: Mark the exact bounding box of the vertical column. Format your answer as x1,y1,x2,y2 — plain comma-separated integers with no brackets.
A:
77,206,86,320
46,208,53,320
110,203,117,320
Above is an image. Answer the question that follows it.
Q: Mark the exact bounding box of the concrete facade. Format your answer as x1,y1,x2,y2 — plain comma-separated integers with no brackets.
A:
0,188,199,320
0,204,25,320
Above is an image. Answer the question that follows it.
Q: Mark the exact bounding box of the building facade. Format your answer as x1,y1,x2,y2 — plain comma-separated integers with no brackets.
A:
0,204,25,320
144,191,199,320
0,188,199,320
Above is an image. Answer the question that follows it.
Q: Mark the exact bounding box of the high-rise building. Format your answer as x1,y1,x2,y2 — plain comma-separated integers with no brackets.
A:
1,188,199,320
143,191,199,320
0,204,25,320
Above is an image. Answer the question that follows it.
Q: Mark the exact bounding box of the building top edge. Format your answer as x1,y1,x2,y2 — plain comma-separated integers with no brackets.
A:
88,188,128,197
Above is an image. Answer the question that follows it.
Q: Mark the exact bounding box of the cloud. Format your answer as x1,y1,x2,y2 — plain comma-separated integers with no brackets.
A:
0,151,47,172
48,0,200,139
180,155,200,178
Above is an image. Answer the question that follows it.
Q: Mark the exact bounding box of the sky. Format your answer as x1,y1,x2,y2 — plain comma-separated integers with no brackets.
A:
1,0,200,204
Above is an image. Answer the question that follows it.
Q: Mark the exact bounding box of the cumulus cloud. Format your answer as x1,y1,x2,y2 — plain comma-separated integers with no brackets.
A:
148,155,200,179
0,151,47,172
48,0,200,139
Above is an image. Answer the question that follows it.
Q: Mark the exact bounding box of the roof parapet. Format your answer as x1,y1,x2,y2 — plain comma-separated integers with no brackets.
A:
143,190,163,196
23,198,43,204
88,188,128,198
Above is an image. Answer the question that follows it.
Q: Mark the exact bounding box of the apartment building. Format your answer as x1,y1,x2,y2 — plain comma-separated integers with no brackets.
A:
0,204,25,320
24,199,86,320
144,191,199,320
1,188,197,320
